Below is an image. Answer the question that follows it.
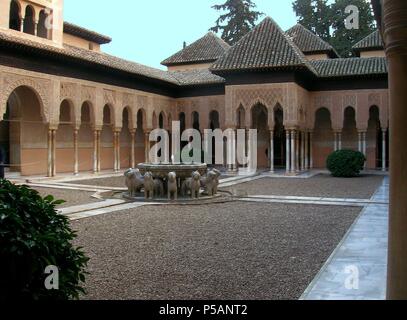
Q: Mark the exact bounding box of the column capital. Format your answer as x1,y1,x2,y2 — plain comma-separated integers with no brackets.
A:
93,125,102,131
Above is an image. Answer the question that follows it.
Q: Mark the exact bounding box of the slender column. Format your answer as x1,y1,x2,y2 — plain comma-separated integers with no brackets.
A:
295,130,300,172
20,19,24,32
52,130,56,177
291,130,296,174
246,129,251,170
73,129,79,175
130,130,136,168
34,21,38,36
47,129,52,177
334,132,338,151
362,132,367,157
269,130,274,173
309,132,314,169
338,132,342,151
144,131,151,163
97,131,101,172
302,131,305,170
113,132,117,171
115,131,121,172
382,129,387,172
305,131,309,170
358,132,363,153
286,130,290,174
93,130,98,173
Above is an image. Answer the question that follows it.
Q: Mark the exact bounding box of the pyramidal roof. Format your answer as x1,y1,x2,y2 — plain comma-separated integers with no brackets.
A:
161,32,230,67
211,17,316,74
352,30,384,52
286,24,338,57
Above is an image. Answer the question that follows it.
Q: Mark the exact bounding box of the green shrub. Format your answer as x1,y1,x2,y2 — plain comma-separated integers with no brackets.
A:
0,179,89,301
327,150,366,177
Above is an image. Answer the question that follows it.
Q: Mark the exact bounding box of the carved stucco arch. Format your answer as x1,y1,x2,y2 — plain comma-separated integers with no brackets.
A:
0,77,50,123
121,105,135,130
57,98,76,128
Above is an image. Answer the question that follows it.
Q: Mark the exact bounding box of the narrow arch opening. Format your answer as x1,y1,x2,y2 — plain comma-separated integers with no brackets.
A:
37,10,49,39
9,0,21,31
23,6,35,35
274,105,286,168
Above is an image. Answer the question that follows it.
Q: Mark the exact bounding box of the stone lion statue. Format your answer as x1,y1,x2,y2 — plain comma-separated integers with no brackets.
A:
211,169,221,194
124,168,144,197
143,171,155,199
154,178,164,198
181,171,201,198
201,170,218,196
167,172,177,200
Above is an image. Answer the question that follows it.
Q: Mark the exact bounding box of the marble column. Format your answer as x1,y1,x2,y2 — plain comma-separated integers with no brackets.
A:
73,129,79,175
291,130,296,174
144,131,151,163
130,130,136,169
47,129,52,177
334,132,338,151
382,129,387,172
286,130,290,174
270,130,274,173
305,131,309,170
97,131,101,172
93,130,98,173
93,129,101,173
358,132,363,153
115,131,121,172
301,131,305,171
309,132,314,169
295,130,300,173
338,132,342,150
20,19,24,32
384,0,407,299
52,130,56,177
34,21,38,36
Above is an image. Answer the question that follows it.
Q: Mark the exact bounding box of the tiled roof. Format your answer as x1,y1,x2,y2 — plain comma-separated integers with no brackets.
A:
352,30,384,52
286,24,338,57
311,57,387,77
0,30,178,84
169,69,225,86
161,32,230,66
63,22,112,45
211,17,317,74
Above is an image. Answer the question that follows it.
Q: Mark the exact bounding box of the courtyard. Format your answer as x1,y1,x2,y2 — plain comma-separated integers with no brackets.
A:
21,171,388,300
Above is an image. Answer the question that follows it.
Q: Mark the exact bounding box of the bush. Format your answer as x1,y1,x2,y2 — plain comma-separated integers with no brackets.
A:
327,150,366,177
0,179,89,301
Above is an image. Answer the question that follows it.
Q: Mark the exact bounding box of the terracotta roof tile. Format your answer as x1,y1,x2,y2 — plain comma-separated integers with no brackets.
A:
63,22,112,45
352,30,384,52
161,32,230,66
211,17,317,74
286,24,338,57
311,57,387,77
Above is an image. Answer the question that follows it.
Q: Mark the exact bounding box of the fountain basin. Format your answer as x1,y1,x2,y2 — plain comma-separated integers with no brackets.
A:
137,163,207,180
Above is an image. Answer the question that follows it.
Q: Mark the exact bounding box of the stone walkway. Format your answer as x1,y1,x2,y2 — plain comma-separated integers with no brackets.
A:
300,177,389,300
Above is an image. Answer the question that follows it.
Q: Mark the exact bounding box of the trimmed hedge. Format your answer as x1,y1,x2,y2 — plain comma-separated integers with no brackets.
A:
327,150,366,177
0,179,89,301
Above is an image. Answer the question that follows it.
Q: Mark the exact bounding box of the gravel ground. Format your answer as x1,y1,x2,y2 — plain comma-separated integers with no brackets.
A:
71,202,361,300
222,174,383,199
32,187,101,208
65,176,125,188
